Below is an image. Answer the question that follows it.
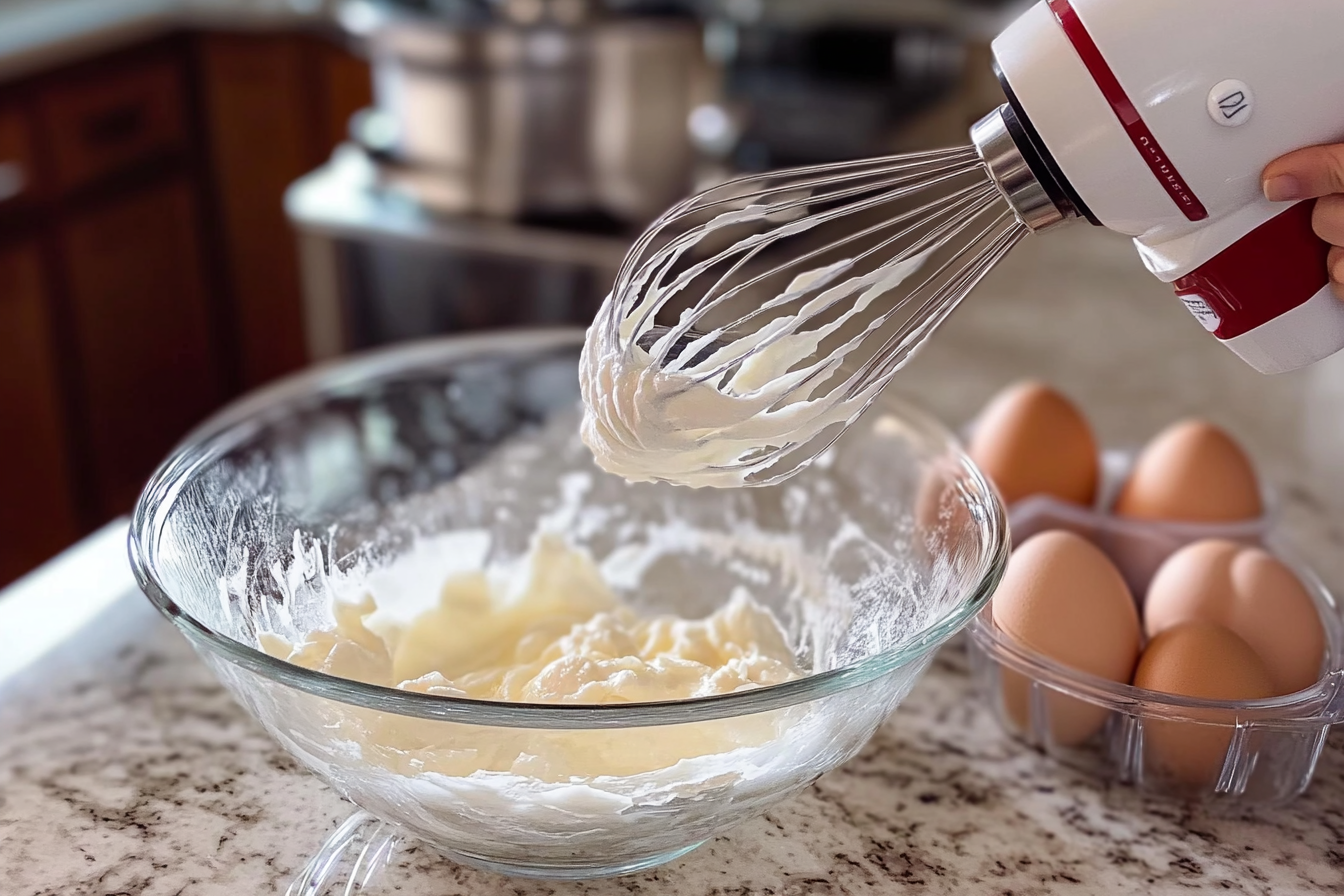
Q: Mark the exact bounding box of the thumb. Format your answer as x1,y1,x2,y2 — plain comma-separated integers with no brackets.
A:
1263,144,1344,202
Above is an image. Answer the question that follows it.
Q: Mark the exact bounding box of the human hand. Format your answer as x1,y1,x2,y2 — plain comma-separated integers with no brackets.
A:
1263,145,1344,300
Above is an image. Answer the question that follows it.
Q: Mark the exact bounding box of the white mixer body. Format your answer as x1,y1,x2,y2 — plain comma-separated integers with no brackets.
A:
992,0,1344,374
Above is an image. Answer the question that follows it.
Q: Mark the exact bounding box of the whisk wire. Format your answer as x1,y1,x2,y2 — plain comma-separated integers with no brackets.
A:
662,145,980,220
678,178,995,340
848,212,1027,398
613,149,983,311
597,144,1030,486
680,183,1003,387
773,188,1008,403
673,152,989,230
644,171,1001,373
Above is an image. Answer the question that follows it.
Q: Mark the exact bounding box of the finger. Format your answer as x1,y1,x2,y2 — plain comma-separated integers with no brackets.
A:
1331,246,1344,302
1262,144,1344,202
1312,194,1344,246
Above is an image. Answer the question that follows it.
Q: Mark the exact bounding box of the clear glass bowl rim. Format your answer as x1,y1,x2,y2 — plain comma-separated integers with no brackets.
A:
128,328,1009,729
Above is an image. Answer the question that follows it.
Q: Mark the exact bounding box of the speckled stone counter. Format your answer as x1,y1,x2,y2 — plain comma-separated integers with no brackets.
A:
4,226,1344,895
5,579,1343,895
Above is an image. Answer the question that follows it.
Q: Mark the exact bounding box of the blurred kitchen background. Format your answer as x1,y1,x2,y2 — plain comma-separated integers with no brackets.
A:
0,0,1027,586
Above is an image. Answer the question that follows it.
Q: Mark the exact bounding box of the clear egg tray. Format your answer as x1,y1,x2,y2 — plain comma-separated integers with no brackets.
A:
966,451,1344,808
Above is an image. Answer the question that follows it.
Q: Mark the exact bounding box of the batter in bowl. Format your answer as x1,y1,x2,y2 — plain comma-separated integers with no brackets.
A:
260,529,807,781
263,531,800,704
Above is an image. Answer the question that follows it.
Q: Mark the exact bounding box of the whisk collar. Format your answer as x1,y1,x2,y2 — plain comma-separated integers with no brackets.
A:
971,105,1072,233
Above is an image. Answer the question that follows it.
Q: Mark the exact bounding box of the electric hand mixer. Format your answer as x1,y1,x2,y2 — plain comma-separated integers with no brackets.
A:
579,0,1344,489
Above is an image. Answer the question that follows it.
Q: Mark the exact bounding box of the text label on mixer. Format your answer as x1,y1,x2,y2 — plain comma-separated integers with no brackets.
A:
1178,294,1222,332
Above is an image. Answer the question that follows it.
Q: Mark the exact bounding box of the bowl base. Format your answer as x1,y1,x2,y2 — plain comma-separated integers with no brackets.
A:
288,809,708,891
432,841,707,880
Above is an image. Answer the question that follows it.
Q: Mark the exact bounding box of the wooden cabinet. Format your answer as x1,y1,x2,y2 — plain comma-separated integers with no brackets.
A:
0,107,38,209
0,241,80,585
0,31,373,582
197,34,319,388
197,34,372,389
39,54,188,196
60,178,225,521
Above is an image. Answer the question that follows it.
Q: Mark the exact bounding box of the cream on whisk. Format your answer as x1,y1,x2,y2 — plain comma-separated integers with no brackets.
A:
575,142,1024,488
580,250,936,488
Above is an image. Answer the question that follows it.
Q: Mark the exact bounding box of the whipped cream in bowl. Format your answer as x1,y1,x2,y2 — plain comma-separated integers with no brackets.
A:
129,329,1007,881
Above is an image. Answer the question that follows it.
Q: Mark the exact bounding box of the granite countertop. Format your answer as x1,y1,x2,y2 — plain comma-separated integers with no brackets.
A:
3,225,1344,895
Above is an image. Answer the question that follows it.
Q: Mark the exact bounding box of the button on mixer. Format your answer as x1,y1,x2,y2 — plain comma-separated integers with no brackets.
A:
1208,80,1254,127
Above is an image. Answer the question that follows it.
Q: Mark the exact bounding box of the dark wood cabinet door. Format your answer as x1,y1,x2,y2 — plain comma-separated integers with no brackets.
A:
0,241,80,584
0,107,40,210
38,53,189,197
60,177,225,521
197,34,320,389
196,34,373,390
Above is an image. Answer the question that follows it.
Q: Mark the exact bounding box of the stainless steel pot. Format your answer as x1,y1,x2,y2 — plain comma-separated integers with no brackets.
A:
340,0,704,223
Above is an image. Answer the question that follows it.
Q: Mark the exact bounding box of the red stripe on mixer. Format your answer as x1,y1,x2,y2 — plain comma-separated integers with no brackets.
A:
1173,201,1329,340
1048,0,1209,222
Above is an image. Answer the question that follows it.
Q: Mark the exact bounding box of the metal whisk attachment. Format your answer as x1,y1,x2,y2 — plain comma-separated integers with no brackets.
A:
585,108,1069,488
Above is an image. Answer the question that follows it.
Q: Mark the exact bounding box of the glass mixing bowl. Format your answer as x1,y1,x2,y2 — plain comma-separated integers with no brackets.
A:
129,329,1007,883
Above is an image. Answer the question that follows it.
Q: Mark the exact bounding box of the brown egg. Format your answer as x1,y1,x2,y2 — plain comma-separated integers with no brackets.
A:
1133,621,1275,788
992,530,1141,745
968,382,1099,506
1144,540,1325,695
1114,420,1261,521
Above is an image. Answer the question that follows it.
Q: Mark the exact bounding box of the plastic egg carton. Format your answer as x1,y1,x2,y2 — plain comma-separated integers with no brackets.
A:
1008,448,1274,595
966,450,1344,808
